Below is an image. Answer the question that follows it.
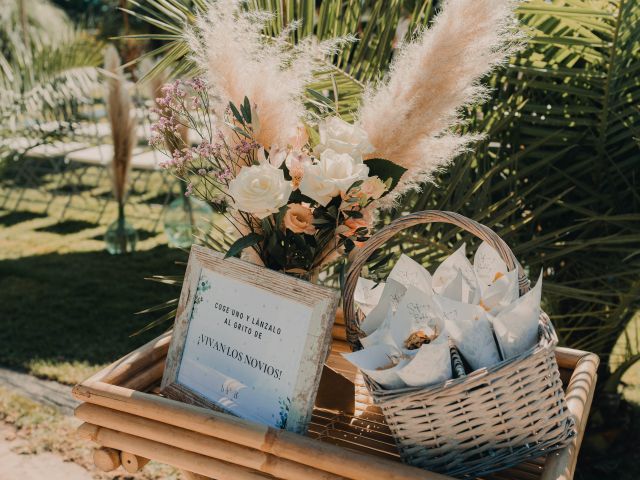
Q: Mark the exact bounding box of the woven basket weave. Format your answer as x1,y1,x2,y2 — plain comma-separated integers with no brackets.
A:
342,211,575,478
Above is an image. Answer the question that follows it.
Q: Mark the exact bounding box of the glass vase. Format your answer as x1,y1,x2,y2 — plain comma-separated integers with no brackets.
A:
163,195,214,248
105,205,138,254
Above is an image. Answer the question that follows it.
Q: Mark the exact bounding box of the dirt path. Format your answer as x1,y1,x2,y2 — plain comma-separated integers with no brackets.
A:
0,424,92,480
0,367,181,479
0,367,79,416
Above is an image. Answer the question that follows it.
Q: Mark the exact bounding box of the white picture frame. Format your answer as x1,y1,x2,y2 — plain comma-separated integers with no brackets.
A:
161,245,339,434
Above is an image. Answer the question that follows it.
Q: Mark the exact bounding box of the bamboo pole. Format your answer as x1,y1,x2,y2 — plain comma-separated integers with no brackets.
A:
93,446,121,471
331,324,348,342
78,423,271,480
554,347,591,370
182,472,211,480
76,403,345,480
540,353,599,480
73,382,447,480
120,451,150,473
84,331,171,386
121,360,165,391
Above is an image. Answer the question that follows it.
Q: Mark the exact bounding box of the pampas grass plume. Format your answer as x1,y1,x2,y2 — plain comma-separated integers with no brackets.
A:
359,0,523,208
104,44,136,206
187,0,352,149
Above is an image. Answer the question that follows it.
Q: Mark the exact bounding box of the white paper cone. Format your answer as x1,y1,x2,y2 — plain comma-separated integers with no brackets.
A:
390,286,444,351
388,254,433,294
343,344,410,389
359,279,407,335
480,269,519,314
435,294,501,371
474,241,509,287
492,271,543,359
433,244,481,304
360,306,397,349
354,277,385,316
397,334,452,387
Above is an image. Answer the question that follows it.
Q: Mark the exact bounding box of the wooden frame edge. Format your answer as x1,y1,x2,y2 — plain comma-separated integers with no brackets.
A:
160,245,340,434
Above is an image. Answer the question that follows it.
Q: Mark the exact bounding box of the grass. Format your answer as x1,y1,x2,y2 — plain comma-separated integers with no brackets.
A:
0,164,185,384
0,244,185,383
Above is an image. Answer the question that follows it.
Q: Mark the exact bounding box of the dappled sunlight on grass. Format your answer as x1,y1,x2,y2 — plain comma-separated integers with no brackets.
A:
26,360,103,386
0,190,187,383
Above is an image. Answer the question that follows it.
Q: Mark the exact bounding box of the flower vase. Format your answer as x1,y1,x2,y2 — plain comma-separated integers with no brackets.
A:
105,203,138,255
163,192,214,248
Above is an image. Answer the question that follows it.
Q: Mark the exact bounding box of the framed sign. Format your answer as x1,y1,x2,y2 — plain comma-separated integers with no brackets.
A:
161,245,339,434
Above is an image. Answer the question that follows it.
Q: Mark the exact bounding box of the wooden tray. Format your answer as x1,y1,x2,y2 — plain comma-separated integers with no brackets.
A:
73,318,599,480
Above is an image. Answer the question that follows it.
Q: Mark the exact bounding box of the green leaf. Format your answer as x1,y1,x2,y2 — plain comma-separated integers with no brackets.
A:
304,123,321,148
275,205,288,229
261,217,273,236
225,233,263,258
242,96,252,124
229,101,244,125
364,158,407,191
224,122,251,138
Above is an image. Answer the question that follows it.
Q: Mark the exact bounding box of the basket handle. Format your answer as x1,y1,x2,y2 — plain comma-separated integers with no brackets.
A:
343,210,531,350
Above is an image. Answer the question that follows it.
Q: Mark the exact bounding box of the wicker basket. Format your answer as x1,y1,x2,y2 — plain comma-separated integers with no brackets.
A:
342,211,575,478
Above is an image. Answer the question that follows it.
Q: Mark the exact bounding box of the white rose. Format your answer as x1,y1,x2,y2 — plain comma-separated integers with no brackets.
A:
228,164,292,219
316,117,374,159
300,149,369,206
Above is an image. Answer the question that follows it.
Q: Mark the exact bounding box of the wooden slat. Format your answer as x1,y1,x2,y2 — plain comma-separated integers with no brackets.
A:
73,382,450,480
540,353,599,480
76,404,344,480
85,331,171,386
78,423,273,480
75,330,597,480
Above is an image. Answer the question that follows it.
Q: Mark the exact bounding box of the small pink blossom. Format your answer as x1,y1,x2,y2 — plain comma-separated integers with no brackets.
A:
235,139,259,154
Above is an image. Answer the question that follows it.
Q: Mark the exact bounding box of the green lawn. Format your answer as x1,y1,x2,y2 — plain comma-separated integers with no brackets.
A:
0,168,185,383
0,245,185,383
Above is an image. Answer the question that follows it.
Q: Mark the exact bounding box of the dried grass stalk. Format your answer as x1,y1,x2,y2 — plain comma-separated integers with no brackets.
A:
186,0,353,149
104,44,136,206
359,0,523,209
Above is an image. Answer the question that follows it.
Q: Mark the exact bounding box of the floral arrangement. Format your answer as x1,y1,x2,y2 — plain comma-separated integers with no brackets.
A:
150,0,521,277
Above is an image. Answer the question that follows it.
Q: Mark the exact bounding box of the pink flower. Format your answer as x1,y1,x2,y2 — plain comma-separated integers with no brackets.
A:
360,176,387,200
235,139,258,154
187,77,207,92
286,151,312,190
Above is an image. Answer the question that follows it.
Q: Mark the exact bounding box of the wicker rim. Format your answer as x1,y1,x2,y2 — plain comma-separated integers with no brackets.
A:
343,210,532,350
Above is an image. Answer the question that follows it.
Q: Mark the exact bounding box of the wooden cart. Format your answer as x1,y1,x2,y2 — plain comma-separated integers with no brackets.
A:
73,314,599,480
